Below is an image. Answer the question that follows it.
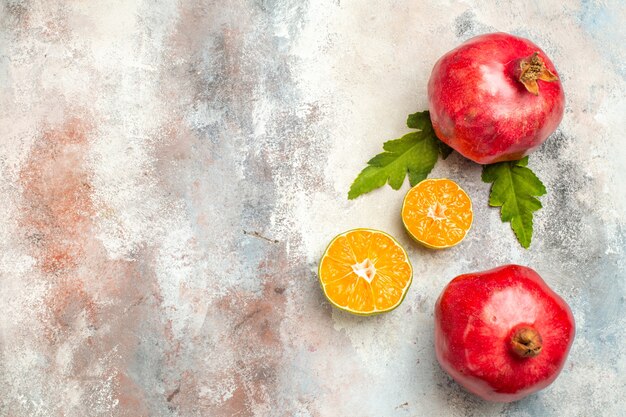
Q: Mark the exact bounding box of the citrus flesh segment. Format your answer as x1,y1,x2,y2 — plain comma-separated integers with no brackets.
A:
402,178,473,249
319,229,412,315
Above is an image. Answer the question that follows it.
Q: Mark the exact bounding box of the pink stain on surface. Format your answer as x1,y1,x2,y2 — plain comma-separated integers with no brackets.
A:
18,116,154,415
166,260,290,416
20,119,93,275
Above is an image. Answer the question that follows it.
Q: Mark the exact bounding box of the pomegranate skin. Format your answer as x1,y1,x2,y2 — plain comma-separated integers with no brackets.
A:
427,33,565,164
434,265,575,402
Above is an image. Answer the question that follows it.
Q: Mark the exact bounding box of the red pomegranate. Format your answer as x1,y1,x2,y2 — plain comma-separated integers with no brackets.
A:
428,33,565,164
434,265,575,402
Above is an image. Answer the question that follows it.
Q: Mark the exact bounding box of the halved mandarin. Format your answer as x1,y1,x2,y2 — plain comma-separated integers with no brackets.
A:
318,229,412,315
402,178,473,249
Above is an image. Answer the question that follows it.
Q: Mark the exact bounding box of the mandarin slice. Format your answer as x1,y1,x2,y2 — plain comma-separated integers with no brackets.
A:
402,178,473,249
318,229,412,315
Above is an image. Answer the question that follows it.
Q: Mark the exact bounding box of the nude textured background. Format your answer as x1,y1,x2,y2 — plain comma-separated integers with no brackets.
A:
0,1,624,416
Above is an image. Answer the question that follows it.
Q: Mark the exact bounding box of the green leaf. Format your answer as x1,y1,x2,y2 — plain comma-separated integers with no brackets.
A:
409,111,453,159
348,111,441,199
481,157,546,248
406,111,430,130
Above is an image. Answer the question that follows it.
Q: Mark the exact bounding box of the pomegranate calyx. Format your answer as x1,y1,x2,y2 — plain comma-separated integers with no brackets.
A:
518,52,558,96
510,326,543,358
